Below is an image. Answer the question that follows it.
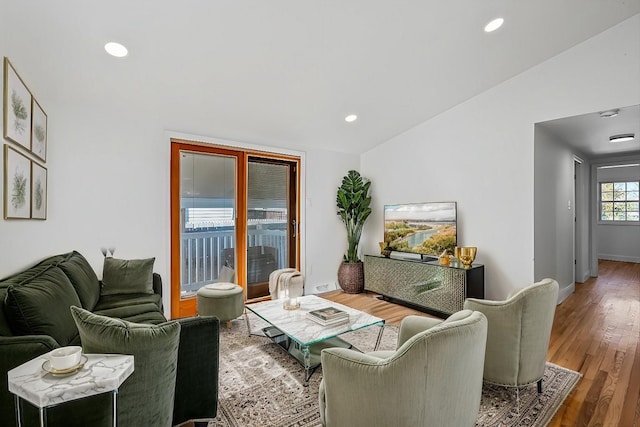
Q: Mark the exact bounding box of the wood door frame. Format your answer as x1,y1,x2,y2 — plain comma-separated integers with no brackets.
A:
170,139,301,317
170,140,246,319
247,154,300,269
245,154,301,302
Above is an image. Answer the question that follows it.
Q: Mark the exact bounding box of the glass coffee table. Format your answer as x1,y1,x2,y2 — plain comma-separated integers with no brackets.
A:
245,295,385,386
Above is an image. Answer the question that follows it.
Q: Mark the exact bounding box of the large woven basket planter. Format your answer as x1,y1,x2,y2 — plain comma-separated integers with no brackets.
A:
337,262,364,294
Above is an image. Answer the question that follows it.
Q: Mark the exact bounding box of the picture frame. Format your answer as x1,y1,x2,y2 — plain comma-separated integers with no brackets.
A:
3,57,32,150
4,144,31,219
31,97,47,162
31,160,47,220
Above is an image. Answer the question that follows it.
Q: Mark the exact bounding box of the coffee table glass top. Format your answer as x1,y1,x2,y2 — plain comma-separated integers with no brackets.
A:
245,294,384,346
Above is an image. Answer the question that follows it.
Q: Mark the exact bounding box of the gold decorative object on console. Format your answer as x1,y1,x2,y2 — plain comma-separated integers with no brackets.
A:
458,247,477,269
438,249,450,266
379,242,392,258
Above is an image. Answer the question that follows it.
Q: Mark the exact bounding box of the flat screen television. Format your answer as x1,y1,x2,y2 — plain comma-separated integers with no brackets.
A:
383,201,457,260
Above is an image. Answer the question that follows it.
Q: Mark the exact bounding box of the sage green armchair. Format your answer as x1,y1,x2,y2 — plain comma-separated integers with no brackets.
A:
463,278,559,392
319,310,488,427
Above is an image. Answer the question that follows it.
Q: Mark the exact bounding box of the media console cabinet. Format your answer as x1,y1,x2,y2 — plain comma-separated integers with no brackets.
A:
363,254,484,318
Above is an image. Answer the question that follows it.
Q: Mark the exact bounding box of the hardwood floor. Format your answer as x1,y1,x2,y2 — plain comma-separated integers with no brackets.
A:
547,260,639,427
321,259,640,427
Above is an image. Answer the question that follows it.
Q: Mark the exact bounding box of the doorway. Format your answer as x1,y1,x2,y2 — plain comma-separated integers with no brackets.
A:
170,140,301,318
574,158,582,284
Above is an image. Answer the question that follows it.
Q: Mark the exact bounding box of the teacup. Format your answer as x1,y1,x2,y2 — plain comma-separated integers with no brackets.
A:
49,346,82,370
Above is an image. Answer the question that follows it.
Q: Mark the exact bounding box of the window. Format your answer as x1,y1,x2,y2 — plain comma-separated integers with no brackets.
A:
599,181,639,222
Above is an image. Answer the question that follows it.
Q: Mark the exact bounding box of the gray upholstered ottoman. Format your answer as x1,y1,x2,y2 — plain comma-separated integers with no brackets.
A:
196,283,244,328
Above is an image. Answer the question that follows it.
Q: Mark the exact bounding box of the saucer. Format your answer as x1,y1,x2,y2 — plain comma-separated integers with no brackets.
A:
42,355,88,376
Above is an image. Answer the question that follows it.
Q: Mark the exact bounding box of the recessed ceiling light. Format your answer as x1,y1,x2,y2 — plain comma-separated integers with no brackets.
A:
599,109,619,118
484,18,504,33
609,133,635,143
104,42,128,58
345,114,358,123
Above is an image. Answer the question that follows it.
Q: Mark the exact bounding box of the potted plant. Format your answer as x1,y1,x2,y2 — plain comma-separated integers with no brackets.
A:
336,170,372,293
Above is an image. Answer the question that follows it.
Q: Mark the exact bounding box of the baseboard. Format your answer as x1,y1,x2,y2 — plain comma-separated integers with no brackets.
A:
598,254,640,263
557,282,575,304
308,281,339,294
576,270,591,283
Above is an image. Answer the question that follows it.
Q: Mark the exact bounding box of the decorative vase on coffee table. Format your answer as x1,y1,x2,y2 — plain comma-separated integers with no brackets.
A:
337,262,364,294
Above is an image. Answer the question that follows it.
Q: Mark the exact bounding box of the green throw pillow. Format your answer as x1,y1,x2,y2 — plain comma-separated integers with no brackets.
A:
5,267,82,346
101,257,155,296
57,251,101,310
70,306,180,427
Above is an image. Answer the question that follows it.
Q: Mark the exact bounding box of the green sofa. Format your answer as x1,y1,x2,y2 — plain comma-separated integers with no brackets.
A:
0,251,219,427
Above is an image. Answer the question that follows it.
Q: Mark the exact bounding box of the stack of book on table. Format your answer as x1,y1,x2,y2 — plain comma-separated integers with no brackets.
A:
306,307,349,326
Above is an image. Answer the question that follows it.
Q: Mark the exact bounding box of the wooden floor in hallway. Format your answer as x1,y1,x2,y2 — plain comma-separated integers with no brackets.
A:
547,260,639,427
322,259,640,427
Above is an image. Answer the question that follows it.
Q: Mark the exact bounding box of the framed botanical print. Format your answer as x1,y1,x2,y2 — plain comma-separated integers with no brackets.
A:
4,144,31,219
31,161,47,220
3,57,32,150
31,98,47,162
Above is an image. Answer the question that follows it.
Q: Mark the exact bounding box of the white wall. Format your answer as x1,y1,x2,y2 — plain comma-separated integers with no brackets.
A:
595,163,640,263
361,15,640,299
304,149,360,294
0,88,354,312
0,28,357,316
534,126,586,301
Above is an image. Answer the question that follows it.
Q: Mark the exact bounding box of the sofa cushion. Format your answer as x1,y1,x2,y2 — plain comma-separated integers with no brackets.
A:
34,254,68,269
101,257,155,296
57,251,101,311
0,288,13,336
5,266,81,346
93,302,167,324
93,293,163,312
1,263,59,337
70,306,180,427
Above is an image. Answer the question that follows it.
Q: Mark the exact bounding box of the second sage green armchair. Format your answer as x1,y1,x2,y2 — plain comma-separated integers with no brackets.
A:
319,310,488,427
464,278,559,392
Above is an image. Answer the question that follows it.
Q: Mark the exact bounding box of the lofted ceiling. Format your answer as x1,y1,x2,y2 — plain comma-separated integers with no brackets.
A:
2,1,639,154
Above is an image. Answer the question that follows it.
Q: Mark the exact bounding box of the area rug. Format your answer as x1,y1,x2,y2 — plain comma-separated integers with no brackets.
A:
204,314,580,427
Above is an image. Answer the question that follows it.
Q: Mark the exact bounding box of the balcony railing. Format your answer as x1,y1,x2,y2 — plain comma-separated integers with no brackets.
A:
181,229,287,294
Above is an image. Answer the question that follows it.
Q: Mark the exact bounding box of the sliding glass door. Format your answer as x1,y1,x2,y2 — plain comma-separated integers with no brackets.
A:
246,157,298,299
171,140,299,318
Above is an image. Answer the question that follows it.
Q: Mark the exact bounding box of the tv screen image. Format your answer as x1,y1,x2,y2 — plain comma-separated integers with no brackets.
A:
384,202,457,257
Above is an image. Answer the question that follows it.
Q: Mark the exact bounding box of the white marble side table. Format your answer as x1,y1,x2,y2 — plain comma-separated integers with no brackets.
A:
8,352,134,427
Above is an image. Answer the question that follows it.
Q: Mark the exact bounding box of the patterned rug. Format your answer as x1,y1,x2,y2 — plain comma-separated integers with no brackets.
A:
203,314,580,427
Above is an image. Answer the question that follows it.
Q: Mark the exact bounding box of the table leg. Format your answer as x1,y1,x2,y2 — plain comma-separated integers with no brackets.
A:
39,406,47,427
112,389,118,427
244,308,251,336
302,345,312,387
373,325,385,351
14,395,22,427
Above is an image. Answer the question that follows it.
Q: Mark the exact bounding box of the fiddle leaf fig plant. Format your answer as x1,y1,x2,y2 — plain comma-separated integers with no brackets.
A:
336,170,372,263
